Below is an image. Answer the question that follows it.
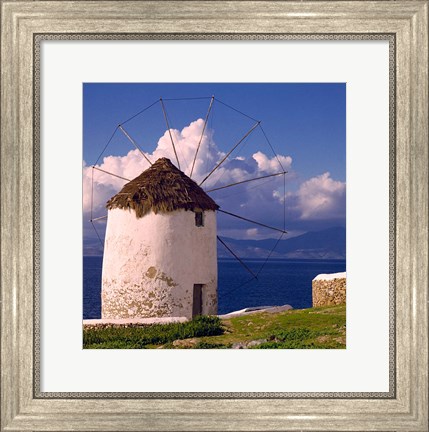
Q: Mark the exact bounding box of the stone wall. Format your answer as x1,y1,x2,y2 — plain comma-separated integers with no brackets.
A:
312,272,346,307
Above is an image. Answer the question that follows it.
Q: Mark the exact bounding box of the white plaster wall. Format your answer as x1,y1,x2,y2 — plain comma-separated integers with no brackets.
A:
102,208,217,319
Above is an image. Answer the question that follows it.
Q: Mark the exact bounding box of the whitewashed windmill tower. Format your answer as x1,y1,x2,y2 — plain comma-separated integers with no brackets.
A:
101,157,219,319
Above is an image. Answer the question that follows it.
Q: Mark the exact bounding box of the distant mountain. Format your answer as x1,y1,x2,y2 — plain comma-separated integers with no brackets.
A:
217,226,346,260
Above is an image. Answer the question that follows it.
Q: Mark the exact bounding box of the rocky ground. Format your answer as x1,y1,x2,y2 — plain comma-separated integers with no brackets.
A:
159,305,346,349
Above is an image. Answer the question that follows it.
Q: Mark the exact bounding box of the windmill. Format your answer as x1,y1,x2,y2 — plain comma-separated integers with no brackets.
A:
87,96,288,319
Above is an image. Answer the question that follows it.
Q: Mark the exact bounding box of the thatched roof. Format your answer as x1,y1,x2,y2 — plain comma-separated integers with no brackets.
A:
106,158,219,218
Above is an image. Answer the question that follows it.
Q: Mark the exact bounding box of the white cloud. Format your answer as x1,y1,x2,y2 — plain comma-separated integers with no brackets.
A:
82,148,146,218
253,151,292,173
83,119,293,218
246,228,259,237
83,119,345,247
295,172,346,220
151,119,219,180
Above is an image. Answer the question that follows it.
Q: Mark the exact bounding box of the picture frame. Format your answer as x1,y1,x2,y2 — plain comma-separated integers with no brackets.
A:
1,1,427,431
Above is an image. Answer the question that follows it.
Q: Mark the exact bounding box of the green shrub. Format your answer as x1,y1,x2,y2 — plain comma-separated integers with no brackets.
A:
83,315,224,349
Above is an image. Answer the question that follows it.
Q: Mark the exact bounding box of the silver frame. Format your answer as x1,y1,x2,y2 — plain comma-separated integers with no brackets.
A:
1,1,427,431
33,33,396,400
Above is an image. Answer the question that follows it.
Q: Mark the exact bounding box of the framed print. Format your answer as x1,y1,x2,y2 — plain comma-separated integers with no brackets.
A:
1,1,428,431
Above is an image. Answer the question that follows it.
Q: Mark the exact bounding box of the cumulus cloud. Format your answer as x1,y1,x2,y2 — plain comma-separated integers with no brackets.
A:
253,151,292,173
83,149,146,217
151,119,219,180
83,118,345,248
280,172,346,221
83,118,290,218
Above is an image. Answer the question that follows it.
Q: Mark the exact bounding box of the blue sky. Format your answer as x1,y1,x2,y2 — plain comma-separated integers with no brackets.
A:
83,83,346,255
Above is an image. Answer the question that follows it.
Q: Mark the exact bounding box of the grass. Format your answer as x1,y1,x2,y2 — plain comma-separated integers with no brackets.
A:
83,305,346,349
195,304,346,349
83,315,224,349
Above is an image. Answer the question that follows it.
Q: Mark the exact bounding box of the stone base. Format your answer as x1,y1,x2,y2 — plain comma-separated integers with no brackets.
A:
312,272,346,307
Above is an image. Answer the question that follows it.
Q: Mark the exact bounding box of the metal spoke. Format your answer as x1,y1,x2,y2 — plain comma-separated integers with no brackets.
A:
118,125,153,166
92,166,130,182
160,98,180,169
90,215,108,222
199,121,260,186
90,221,104,248
218,209,287,235
206,171,287,193
190,96,214,179
257,232,285,277
217,236,257,280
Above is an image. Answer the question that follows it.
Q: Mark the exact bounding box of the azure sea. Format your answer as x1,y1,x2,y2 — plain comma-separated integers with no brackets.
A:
83,256,346,319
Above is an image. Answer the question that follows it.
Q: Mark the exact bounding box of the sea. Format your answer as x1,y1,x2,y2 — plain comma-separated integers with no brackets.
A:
83,256,346,319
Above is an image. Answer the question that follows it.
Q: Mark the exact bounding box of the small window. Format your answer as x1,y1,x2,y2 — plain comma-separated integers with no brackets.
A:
195,211,204,227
